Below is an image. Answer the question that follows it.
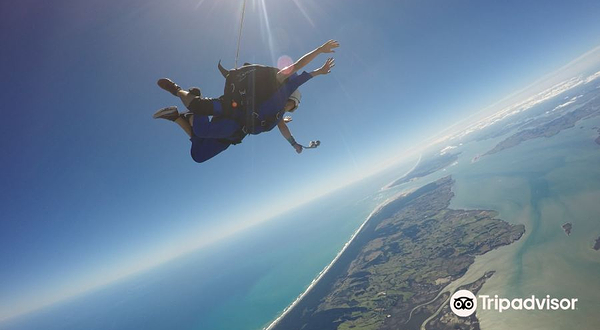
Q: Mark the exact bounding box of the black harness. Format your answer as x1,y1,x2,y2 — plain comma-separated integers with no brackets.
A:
217,62,286,144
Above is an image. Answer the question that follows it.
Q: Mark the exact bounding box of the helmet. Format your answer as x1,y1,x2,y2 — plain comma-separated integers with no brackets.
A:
288,89,302,112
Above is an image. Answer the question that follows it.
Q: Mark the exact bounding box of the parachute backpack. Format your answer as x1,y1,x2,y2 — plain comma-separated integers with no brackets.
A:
217,62,288,137
215,0,321,150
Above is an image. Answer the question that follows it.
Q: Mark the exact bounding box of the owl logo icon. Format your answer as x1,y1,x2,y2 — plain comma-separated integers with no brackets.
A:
450,290,477,317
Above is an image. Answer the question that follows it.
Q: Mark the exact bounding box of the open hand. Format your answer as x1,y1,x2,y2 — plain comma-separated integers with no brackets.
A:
319,40,339,53
316,57,335,75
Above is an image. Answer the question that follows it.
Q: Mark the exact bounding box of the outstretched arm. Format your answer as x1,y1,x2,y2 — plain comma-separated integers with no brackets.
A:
310,57,335,77
277,40,339,81
277,120,303,154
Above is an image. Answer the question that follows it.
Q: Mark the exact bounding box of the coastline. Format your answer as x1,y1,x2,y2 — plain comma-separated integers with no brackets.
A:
264,176,525,330
263,189,412,330
381,154,422,191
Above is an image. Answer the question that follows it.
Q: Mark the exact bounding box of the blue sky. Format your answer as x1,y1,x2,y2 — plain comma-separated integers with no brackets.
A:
1,0,600,320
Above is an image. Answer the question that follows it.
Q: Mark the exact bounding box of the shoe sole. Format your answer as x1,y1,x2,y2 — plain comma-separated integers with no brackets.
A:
157,78,180,96
153,106,179,120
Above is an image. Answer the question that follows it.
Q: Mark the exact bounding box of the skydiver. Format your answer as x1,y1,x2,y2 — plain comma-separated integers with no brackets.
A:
153,40,339,163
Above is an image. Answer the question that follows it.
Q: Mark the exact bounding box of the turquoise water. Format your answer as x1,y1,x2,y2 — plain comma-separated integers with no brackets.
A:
0,159,415,330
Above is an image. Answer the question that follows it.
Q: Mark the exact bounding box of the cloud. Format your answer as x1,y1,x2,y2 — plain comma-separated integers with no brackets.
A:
446,69,600,141
424,45,600,148
551,95,581,112
584,70,600,84
440,145,457,155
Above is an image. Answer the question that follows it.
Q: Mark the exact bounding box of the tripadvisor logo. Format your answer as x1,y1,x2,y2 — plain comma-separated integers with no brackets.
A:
450,290,579,317
450,290,477,317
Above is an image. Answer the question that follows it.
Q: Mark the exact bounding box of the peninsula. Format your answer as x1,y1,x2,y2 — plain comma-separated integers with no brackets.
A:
387,153,459,188
267,176,525,330
483,95,600,156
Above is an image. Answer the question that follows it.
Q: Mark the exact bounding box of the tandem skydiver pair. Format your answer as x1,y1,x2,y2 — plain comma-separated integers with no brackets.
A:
153,40,339,163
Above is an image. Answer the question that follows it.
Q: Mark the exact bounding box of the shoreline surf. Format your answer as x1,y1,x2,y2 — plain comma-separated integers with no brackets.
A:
263,189,411,330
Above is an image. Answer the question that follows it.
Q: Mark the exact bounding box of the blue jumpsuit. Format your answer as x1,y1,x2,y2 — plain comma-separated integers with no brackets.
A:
189,71,313,163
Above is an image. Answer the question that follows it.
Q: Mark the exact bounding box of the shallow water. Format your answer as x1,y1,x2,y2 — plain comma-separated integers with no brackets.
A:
444,115,600,329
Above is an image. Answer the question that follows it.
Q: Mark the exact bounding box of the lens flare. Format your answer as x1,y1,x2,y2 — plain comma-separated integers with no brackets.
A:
277,55,293,71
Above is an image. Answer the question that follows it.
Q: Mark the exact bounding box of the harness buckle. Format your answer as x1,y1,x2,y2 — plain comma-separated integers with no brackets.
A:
252,112,259,118
261,120,266,127
242,126,248,134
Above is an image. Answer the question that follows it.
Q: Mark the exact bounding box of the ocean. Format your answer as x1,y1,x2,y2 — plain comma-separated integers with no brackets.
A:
4,116,600,330
0,159,415,330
